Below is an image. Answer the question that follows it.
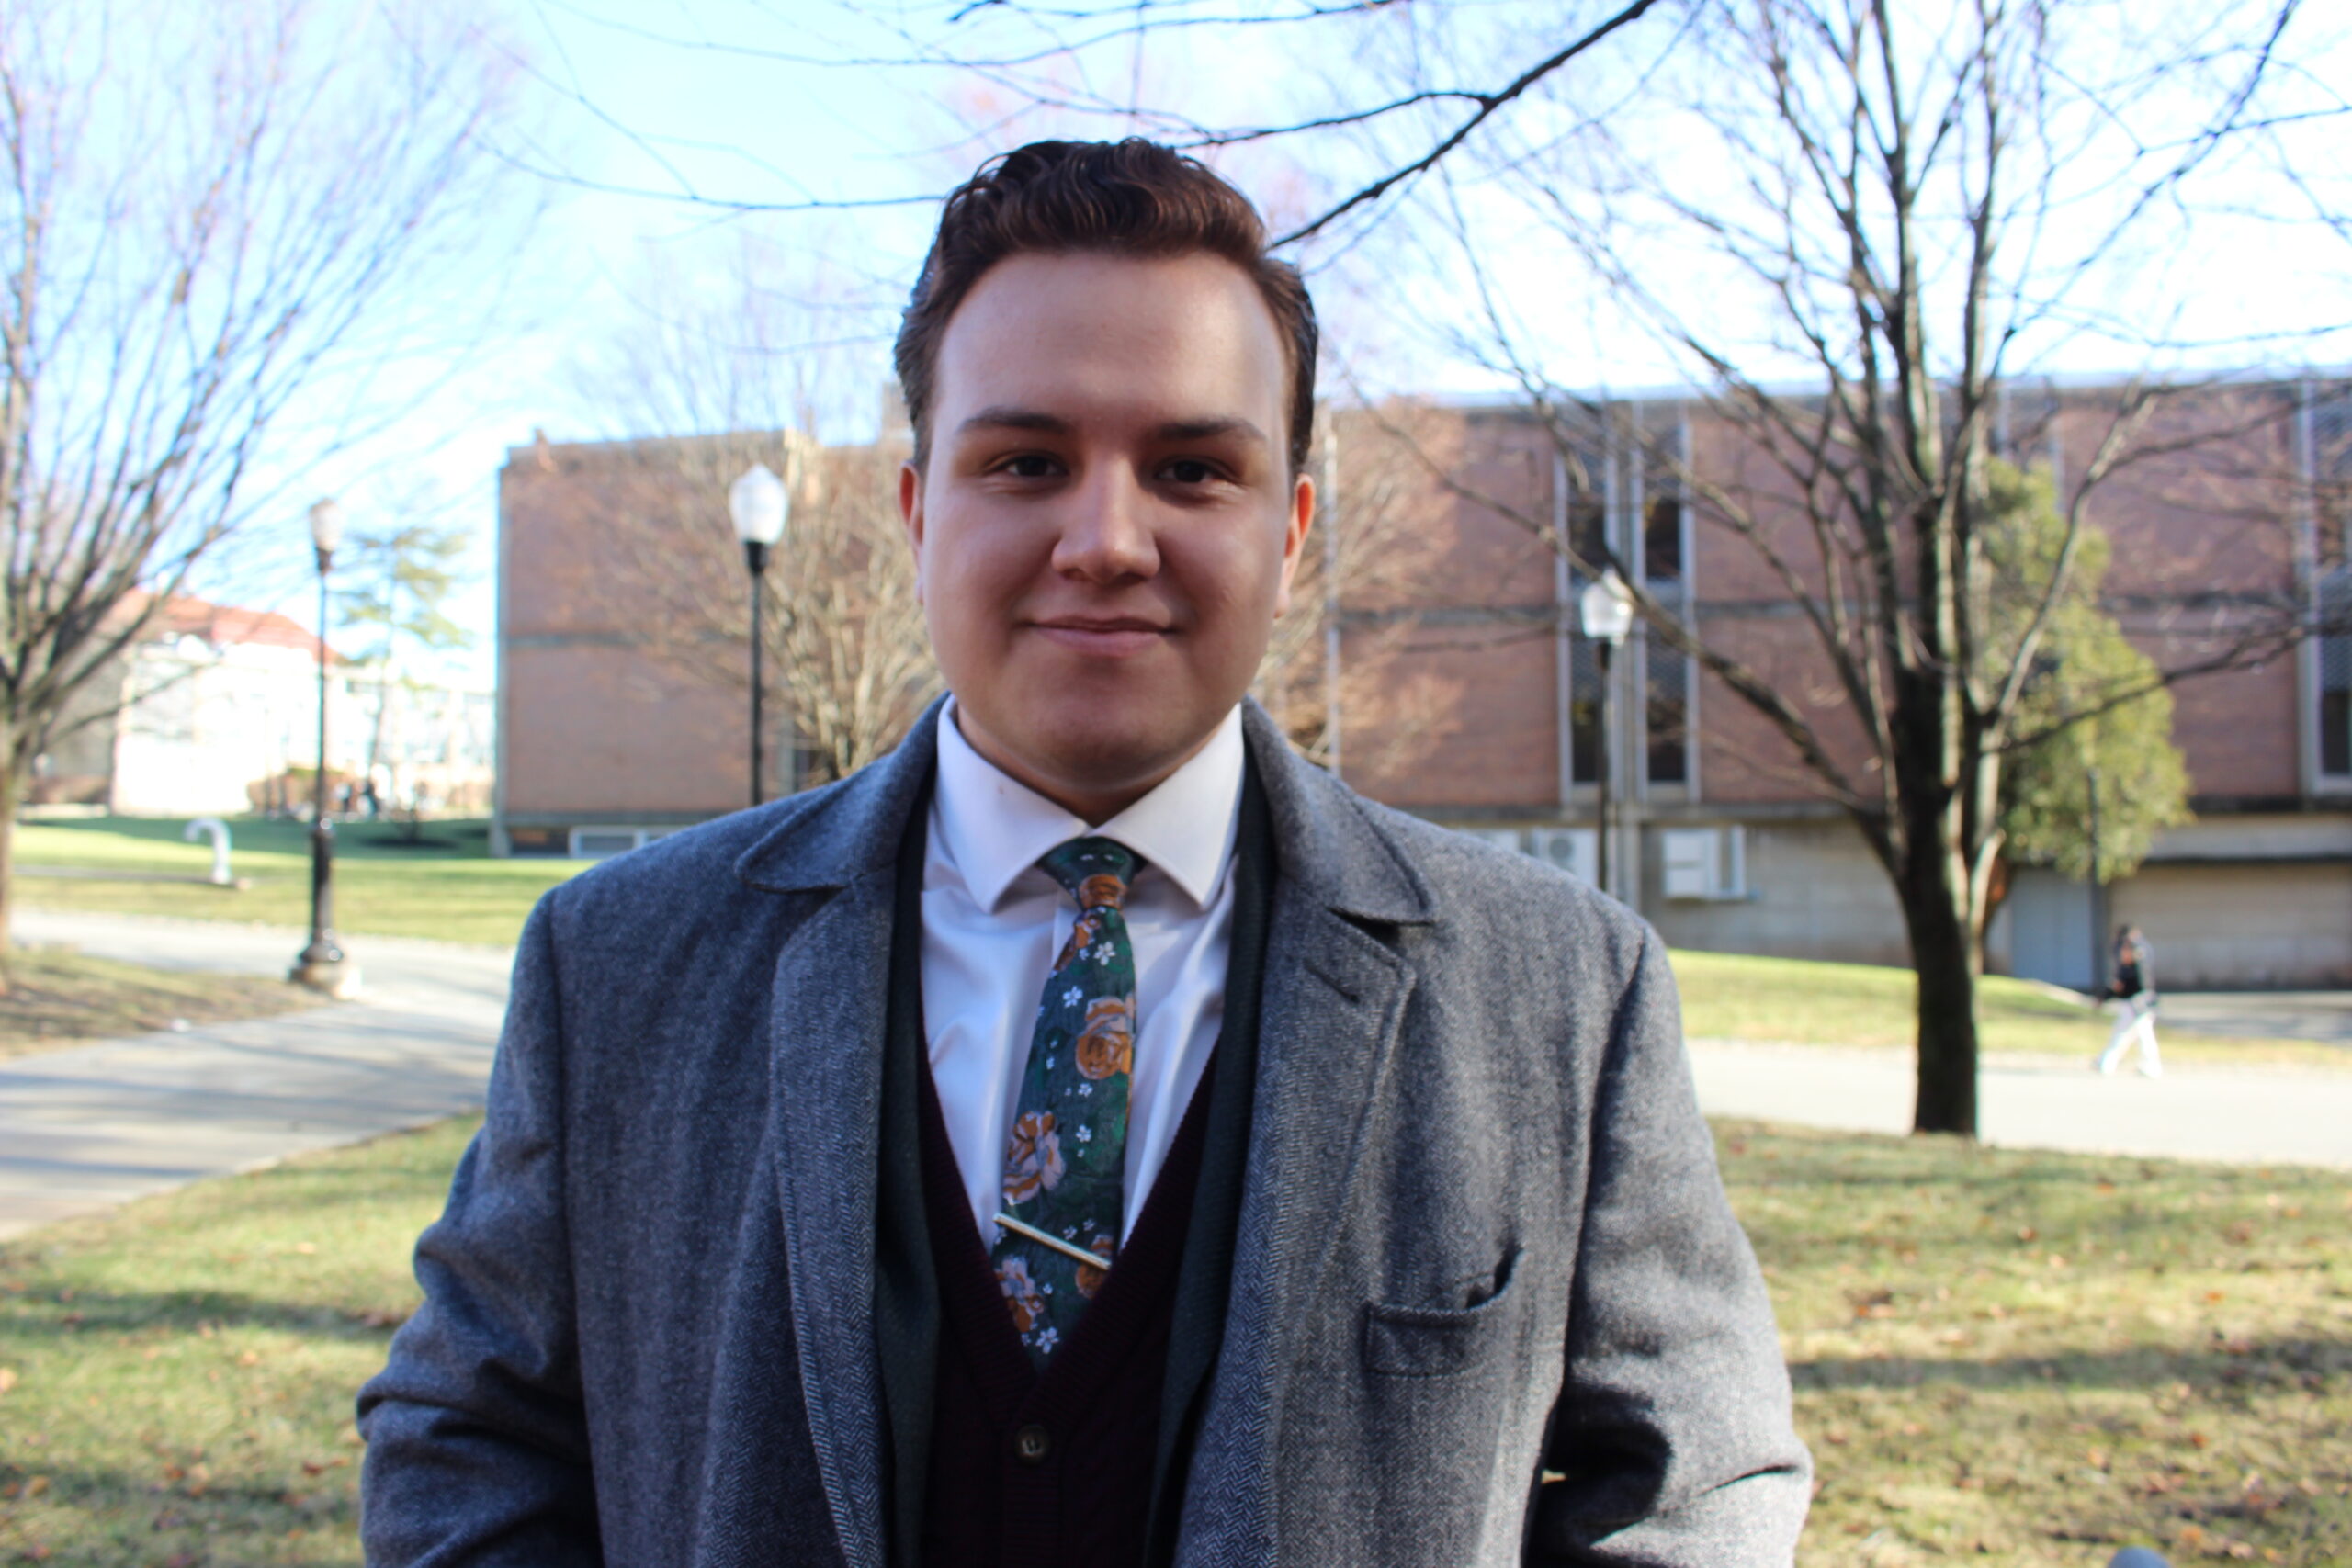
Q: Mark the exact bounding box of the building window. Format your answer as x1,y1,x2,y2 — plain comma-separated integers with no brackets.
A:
2323,566,2351,779
1660,826,1747,900
1558,434,1610,787
1642,428,1690,786
1569,638,1602,785
567,826,683,860
2312,386,2352,780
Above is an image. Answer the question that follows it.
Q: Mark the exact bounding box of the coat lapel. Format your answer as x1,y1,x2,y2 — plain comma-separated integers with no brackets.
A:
1234,700,1433,1350
1173,705,1434,1562
739,702,944,1568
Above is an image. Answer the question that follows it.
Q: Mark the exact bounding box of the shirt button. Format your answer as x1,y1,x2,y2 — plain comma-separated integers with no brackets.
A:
1013,1424,1052,1465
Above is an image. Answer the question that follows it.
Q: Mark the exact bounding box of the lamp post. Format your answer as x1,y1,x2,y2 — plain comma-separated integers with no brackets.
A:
1578,569,1636,897
730,463,789,807
289,498,358,996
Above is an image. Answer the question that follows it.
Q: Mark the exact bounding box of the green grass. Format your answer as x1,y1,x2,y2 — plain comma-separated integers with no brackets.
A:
0,950,314,1060
1745,1120,2352,1564
0,1118,470,1565
14,816,582,948
9,817,2343,1066
1675,948,2346,1068
2,1116,2345,1565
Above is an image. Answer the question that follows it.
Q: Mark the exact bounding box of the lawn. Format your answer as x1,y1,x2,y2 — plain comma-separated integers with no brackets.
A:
13,816,583,948
1,1118,2344,1565
8,816,2342,1065
1745,1120,2352,1563
0,949,312,1060
1674,949,2343,1069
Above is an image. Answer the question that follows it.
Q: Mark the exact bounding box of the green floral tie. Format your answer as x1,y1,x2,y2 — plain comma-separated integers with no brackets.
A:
989,837,1139,1363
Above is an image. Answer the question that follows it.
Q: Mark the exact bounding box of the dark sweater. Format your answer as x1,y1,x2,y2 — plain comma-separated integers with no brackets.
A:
916,1052,1216,1566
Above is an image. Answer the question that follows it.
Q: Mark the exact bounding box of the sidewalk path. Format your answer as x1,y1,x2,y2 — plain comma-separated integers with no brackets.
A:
1,908,514,1240
6,908,2347,1242
1689,1041,2352,1170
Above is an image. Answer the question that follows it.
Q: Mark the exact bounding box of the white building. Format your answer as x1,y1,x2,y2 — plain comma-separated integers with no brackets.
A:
39,593,492,818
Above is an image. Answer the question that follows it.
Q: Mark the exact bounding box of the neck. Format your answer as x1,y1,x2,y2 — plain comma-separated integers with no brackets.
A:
950,709,1216,826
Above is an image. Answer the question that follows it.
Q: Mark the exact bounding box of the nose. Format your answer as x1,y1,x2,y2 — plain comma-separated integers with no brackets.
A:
1050,461,1159,584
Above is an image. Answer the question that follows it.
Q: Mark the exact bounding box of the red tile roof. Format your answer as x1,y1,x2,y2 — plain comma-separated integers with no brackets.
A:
122,591,345,663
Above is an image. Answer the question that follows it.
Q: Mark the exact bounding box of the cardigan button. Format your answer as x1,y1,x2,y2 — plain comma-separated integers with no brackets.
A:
1013,1424,1052,1465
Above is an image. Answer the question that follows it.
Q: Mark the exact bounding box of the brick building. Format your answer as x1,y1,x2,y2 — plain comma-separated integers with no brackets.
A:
494,381,2352,987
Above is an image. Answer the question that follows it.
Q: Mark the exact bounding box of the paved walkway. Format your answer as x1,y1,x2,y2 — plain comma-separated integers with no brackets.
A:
1,908,510,1239
1688,1041,2352,1170
5,909,2347,1241
2144,990,2352,1044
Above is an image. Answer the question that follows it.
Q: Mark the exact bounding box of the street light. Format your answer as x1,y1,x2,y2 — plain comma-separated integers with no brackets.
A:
289,497,358,997
730,462,789,807
1578,569,1636,897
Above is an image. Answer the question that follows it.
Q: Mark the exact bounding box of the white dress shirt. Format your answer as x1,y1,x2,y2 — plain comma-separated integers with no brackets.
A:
922,700,1244,1247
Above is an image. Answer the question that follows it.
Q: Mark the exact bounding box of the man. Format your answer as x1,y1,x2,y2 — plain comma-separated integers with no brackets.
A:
2097,925,2161,1077
359,140,1810,1566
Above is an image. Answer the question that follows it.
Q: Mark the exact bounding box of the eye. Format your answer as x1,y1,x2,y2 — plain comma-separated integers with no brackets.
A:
1159,457,1220,485
996,453,1063,479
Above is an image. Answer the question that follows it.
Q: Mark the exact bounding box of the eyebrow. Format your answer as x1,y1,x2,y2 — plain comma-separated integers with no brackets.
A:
956,406,1073,438
954,407,1271,449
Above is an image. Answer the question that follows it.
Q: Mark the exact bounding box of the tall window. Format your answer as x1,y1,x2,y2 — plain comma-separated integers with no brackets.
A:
2313,389,2352,780
1565,441,1608,785
1642,429,1690,785
2323,569,2350,778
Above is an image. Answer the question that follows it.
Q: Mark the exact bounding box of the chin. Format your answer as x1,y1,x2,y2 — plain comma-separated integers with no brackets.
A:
1004,698,1203,794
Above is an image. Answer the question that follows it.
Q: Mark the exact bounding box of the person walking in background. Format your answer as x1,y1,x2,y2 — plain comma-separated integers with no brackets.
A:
2097,924,2162,1077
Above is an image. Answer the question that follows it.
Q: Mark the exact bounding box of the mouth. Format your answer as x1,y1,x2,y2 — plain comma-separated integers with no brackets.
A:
1027,615,1171,658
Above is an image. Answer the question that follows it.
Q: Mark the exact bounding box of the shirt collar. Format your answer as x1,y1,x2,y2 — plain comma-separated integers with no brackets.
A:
932,698,1245,914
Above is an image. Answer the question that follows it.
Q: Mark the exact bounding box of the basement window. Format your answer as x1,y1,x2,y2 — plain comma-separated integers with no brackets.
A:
567,827,682,860
1661,826,1748,901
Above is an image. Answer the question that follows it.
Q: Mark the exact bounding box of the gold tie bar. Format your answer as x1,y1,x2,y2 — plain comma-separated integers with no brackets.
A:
994,1211,1114,1271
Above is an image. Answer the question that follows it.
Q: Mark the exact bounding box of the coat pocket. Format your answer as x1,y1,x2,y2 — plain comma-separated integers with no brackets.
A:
1361,1247,1524,1378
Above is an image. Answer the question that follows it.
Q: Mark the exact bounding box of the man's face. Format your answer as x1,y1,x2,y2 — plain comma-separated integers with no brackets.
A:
900,249,1313,819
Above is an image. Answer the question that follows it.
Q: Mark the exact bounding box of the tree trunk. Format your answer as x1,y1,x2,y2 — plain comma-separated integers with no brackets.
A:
1901,854,1982,1136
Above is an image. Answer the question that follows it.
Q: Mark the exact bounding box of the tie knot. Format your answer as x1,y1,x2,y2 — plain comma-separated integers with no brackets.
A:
1039,836,1138,910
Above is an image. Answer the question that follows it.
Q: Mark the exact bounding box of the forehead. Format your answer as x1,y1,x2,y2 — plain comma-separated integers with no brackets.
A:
932,251,1290,433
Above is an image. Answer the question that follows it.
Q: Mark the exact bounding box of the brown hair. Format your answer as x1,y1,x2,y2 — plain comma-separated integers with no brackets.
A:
895,139,1318,475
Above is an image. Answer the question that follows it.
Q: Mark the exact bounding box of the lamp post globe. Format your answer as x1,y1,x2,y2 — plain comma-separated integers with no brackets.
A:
730,463,791,807
1577,570,1636,897
308,496,346,562
290,496,358,997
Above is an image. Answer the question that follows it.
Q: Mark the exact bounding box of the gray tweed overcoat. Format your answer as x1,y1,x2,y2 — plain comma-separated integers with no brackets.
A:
357,699,1810,1565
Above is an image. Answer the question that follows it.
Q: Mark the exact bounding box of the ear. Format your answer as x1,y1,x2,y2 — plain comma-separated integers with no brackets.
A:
899,458,928,604
1271,469,1316,617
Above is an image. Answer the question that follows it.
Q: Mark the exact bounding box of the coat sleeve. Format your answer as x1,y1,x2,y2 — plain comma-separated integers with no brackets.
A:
1525,929,1813,1566
356,893,601,1565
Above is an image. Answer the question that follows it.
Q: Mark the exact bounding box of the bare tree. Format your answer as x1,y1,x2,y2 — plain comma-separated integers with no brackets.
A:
572,232,943,787
582,431,943,790
0,0,526,978
1377,0,2334,1134
1256,400,1459,778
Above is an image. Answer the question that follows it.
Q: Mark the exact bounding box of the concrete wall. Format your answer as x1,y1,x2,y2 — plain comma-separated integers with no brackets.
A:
1642,818,1910,967
2112,862,2352,988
